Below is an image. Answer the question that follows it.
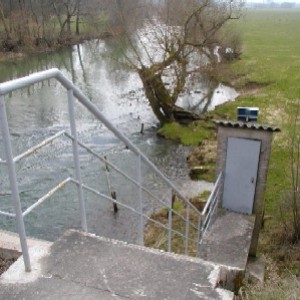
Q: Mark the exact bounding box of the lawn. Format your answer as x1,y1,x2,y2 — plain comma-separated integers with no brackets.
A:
217,9,300,299
158,9,300,298
222,9,300,215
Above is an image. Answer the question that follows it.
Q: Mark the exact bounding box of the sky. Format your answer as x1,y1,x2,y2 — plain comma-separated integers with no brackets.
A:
248,0,300,3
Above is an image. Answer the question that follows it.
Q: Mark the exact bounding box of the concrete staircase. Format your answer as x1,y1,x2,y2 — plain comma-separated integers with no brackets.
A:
1,230,235,300
0,208,257,299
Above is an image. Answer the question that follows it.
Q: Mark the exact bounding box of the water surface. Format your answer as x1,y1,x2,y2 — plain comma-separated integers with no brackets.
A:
0,39,233,242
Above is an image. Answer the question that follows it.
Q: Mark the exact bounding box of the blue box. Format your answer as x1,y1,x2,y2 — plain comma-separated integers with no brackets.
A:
237,107,259,122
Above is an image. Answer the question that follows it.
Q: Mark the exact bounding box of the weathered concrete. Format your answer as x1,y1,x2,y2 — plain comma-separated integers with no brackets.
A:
0,229,52,259
199,210,255,269
245,256,266,283
1,230,234,300
198,210,255,292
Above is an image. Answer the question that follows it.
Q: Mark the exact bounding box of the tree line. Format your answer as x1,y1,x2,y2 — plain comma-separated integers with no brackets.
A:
0,0,243,125
0,0,140,51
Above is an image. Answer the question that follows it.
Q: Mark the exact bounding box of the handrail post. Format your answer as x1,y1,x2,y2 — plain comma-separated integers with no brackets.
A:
197,216,203,255
184,204,190,255
0,95,31,272
168,190,174,253
67,89,87,232
137,154,144,246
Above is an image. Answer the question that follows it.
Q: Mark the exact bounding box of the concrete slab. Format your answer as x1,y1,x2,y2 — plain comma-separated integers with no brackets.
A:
1,243,52,284
246,256,266,283
0,229,52,259
0,230,234,300
199,210,255,270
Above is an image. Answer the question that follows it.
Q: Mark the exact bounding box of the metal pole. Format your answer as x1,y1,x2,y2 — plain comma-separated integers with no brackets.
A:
167,190,173,253
0,95,31,272
197,216,202,256
137,154,144,246
67,89,87,232
184,204,190,255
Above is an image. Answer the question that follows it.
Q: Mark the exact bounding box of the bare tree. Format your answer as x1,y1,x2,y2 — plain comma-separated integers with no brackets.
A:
115,0,242,125
51,0,81,36
280,102,300,243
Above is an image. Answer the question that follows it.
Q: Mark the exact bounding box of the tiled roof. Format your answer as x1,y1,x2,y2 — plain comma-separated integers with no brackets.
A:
214,120,280,132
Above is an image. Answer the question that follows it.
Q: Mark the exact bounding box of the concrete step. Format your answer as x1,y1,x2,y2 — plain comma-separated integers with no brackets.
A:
1,230,234,299
0,229,52,260
199,210,255,270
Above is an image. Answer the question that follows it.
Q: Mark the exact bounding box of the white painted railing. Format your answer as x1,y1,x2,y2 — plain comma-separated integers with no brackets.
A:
0,69,221,272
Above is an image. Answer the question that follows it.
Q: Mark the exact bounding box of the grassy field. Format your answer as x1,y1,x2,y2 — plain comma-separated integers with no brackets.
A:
158,9,300,298
218,9,300,214
215,9,300,299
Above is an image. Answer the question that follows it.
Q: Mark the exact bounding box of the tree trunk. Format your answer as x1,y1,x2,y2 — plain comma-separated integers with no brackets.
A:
52,1,64,34
66,14,71,35
0,5,12,40
138,67,176,123
138,67,201,125
75,0,81,35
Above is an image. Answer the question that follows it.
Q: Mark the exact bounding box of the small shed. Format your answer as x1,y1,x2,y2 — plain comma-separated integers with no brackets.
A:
214,120,280,256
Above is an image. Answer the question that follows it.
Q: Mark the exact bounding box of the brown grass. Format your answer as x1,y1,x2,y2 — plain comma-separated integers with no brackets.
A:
144,196,207,256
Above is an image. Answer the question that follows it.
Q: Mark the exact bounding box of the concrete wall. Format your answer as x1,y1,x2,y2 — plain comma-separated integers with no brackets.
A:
216,126,274,256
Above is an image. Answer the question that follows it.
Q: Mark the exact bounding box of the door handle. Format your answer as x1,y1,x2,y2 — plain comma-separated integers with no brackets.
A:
251,177,254,184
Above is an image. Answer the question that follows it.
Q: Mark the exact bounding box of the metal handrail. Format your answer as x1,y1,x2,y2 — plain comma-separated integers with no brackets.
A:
66,132,200,231
1,129,200,230
0,69,201,214
22,177,72,217
13,130,66,163
0,69,204,272
199,172,223,244
201,172,223,215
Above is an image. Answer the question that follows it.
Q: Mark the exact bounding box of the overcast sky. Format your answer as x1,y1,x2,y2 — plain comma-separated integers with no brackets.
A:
248,0,300,3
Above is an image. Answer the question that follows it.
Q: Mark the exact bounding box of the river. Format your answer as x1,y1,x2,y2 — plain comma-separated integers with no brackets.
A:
0,39,235,243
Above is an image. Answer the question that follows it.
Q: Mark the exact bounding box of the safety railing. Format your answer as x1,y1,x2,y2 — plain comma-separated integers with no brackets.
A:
0,69,222,272
198,172,223,246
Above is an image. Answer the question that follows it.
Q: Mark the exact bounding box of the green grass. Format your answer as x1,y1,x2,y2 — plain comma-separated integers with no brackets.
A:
211,9,300,215
233,10,300,92
203,10,300,256
158,120,214,146
159,10,300,192
154,9,300,237
158,8,300,292
147,10,300,296
212,9,300,297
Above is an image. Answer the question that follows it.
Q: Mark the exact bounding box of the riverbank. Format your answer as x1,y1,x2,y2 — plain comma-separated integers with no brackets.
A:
0,32,113,63
0,9,299,297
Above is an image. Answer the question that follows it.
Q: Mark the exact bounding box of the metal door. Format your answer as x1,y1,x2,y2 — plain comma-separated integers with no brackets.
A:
222,137,261,214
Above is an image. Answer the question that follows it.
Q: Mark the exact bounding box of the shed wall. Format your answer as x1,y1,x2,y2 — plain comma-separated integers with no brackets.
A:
216,126,273,256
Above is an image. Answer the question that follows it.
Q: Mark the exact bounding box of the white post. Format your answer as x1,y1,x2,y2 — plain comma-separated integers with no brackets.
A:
0,95,31,272
168,191,174,253
184,204,190,255
137,154,144,246
67,89,87,232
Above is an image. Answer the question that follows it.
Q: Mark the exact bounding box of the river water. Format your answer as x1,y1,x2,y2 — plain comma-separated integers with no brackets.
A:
0,39,235,243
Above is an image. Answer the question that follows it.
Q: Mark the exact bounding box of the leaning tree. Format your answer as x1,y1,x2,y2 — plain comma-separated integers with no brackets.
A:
114,0,242,125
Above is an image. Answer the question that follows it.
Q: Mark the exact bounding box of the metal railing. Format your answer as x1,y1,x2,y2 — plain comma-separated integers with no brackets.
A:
0,69,222,272
198,172,223,245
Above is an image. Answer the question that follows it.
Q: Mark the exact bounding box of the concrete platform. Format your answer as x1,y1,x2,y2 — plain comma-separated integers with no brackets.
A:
0,230,234,300
197,210,255,292
0,229,52,259
199,209,255,270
